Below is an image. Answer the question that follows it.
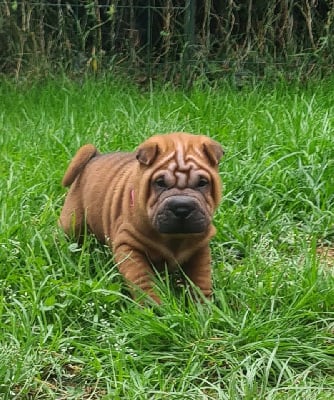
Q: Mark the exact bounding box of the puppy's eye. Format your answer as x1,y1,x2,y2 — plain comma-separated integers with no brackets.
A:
155,177,168,189
197,177,209,188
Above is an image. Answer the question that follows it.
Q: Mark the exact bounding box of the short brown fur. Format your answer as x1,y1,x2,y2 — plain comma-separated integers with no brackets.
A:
59,132,223,303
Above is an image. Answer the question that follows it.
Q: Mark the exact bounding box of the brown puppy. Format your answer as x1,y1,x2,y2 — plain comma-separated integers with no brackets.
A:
59,132,224,303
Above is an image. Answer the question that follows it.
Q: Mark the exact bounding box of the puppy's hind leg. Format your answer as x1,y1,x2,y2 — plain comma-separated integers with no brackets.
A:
58,189,85,240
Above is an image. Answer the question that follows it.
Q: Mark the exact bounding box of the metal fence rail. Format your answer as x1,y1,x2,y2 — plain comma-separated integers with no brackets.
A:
0,0,333,81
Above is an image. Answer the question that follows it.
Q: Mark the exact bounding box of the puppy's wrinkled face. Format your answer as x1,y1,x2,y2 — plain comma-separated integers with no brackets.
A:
136,133,223,235
150,163,214,234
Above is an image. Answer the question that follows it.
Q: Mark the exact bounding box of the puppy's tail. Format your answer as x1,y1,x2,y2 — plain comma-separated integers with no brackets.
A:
62,144,99,187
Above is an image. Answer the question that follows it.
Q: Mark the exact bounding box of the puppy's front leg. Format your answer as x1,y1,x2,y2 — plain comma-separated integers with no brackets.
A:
183,247,212,299
114,245,161,304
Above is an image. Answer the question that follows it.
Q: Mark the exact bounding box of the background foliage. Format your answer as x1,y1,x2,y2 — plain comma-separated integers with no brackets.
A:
0,0,334,81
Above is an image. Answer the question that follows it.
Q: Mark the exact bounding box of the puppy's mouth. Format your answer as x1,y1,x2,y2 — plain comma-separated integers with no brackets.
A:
153,195,209,234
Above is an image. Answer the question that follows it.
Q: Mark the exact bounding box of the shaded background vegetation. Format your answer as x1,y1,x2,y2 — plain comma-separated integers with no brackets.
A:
0,0,334,82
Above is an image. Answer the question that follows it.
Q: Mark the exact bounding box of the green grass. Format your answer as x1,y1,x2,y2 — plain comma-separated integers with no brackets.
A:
1,76,334,399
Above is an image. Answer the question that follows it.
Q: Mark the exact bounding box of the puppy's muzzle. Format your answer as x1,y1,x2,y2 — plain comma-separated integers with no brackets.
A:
154,195,209,234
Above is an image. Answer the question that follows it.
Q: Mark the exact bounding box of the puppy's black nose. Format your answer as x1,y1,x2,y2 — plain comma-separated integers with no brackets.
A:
169,198,195,218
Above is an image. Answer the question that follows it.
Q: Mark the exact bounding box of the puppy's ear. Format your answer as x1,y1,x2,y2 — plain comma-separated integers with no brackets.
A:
136,143,159,166
203,139,224,166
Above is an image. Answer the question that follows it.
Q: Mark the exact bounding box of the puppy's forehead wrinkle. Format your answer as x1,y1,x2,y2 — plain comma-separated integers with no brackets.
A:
175,142,192,172
153,150,176,170
167,160,177,172
159,145,205,188
156,142,208,188
186,153,203,165
159,149,199,171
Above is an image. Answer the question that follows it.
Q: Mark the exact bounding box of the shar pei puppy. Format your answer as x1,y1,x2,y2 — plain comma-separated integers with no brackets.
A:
59,132,224,303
